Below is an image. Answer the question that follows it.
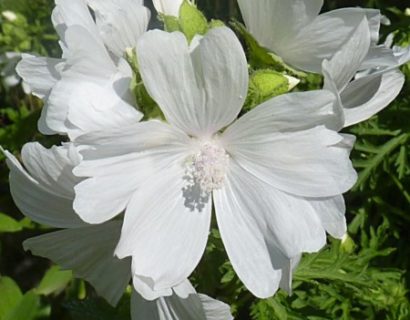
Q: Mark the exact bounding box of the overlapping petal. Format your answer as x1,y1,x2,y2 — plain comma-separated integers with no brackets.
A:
17,0,148,138
115,163,212,298
15,54,63,99
3,143,133,305
24,221,131,306
222,91,357,198
237,0,323,53
137,27,248,137
131,284,233,320
238,0,379,72
322,17,407,127
52,0,101,44
88,0,150,59
39,25,141,137
214,161,326,298
322,18,371,92
2,144,84,228
342,70,405,127
73,121,192,224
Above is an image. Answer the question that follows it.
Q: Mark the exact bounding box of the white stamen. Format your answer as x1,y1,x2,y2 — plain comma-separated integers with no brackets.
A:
187,141,229,194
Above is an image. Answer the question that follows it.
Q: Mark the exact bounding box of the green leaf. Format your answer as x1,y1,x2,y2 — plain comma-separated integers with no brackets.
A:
65,296,131,320
0,276,22,320
354,133,409,190
0,213,23,233
179,0,208,42
4,291,40,320
36,265,72,296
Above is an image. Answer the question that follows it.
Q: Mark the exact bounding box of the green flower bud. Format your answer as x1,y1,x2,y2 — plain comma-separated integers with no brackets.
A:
244,70,299,111
340,233,356,254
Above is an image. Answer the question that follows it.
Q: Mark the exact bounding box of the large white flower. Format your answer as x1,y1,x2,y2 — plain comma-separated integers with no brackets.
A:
16,0,148,139
322,17,409,127
1,143,233,320
237,0,381,73
73,27,357,299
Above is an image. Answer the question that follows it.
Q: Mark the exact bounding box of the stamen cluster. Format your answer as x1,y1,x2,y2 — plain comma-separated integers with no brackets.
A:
191,141,230,193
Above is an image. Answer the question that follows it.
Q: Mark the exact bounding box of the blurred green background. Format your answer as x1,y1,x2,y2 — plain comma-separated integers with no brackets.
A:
0,0,410,319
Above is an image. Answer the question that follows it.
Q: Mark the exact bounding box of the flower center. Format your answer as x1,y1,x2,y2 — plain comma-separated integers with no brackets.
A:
186,140,230,194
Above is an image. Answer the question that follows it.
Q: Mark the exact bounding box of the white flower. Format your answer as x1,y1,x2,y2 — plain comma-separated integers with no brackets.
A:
16,0,148,138
322,17,409,127
0,52,30,92
0,52,21,88
1,143,233,320
237,0,381,73
73,27,357,299
1,10,17,22
153,0,184,17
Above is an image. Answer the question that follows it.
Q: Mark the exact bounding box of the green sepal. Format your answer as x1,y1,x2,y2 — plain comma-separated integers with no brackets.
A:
209,19,225,29
162,14,181,32
179,0,208,42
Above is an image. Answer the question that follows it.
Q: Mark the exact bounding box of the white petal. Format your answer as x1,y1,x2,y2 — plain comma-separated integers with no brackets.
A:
73,121,191,224
342,70,405,127
66,81,142,140
223,90,340,138
132,274,173,302
53,0,100,43
238,0,323,56
172,279,196,299
40,25,133,136
393,45,410,66
322,17,371,92
286,8,376,72
137,27,248,137
23,221,131,306
21,142,80,198
115,163,212,294
214,161,326,298
152,0,183,17
40,25,114,134
132,277,193,302
1,145,84,228
277,255,301,294
199,294,233,320
310,195,347,239
361,45,399,70
88,0,150,58
361,9,382,44
131,287,233,320
74,120,191,158
222,91,356,197
15,54,63,99
73,153,152,224
223,120,356,198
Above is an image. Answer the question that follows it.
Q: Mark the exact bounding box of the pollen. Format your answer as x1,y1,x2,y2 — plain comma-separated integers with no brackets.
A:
187,140,230,194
